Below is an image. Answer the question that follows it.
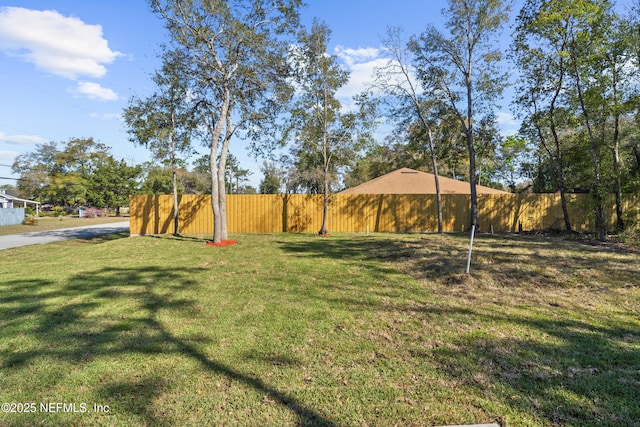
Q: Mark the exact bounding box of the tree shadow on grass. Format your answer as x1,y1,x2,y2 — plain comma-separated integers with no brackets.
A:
275,234,457,277
0,265,336,426
337,232,640,291
275,233,640,426
427,306,640,426
51,231,131,247
274,235,444,312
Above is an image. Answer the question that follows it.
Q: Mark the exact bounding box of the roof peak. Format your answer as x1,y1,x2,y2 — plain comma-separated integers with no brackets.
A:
340,167,509,194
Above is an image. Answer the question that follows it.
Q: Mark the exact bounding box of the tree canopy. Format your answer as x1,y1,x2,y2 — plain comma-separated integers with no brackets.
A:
12,138,141,213
150,0,303,243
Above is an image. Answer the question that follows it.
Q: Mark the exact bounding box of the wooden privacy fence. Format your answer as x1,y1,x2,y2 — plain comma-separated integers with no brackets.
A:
129,193,640,235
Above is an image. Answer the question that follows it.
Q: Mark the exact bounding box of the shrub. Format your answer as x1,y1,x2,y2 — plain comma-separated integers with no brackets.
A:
22,216,38,226
619,225,640,248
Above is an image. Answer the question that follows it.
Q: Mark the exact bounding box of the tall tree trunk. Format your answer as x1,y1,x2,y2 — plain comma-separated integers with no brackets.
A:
550,121,572,232
218,114,233,242
466,61,478,229
171,111,179,236
172,162,179,236
613,141,624,232
210,155,222,243
426,128,443,234
396,35,443,234
550,40,572,232
536,59,572,232
558,177,571,232
612,74,624,232
411,97,443,233
319,82,329,236
467,134,479,229
209,90,230,244
319,172,329,236
218,168,228,241
319,134,329,236
533,100,572,231
570,51,606,241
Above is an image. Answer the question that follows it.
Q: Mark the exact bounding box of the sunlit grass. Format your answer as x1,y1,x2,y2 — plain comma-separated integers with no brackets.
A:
1,232,638,426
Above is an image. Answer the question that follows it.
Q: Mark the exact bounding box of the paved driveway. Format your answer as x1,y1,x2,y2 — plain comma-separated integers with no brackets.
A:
0,221,130,250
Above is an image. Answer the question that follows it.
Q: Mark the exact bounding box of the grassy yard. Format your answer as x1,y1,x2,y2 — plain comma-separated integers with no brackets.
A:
0,216,128,236
1,231,638,426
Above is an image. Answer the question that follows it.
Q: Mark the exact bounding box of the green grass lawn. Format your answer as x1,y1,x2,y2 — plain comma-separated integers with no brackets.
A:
1,232,638,426
0,216,128,236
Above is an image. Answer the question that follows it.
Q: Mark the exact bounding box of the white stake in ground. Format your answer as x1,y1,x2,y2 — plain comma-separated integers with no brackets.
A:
466,224,476,274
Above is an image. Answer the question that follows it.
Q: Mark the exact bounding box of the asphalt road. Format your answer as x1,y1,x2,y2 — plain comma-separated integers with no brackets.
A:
0,221,130,250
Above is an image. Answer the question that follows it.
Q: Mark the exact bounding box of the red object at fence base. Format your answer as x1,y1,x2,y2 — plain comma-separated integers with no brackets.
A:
206,240,238,247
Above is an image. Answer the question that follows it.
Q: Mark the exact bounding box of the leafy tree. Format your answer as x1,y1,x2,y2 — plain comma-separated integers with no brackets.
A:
124,48,195,235
286,19,376,235
13,138,142,212
0,183,16,193
512,0,577,230
260,161,285,193
50,138,110,206
151,0,302,243
563,0,612,241
513,0,638,240
345,135,408,188
599,13,638,232
410,0,510,229
497,135,531,192
372,26,446,232
12,141,57,201
86,156,142,215
140,164,180,195
183,154,213,194
224,153,253,194
474,113,503,188
13,138,109,207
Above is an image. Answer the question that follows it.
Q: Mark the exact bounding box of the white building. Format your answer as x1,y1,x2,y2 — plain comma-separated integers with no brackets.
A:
0,190,40,215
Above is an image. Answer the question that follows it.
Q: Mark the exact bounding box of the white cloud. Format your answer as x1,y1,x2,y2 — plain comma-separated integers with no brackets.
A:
335,46,380,67
75,81,119,101
496,111,520,136
334,45,386,105
333,45,518,142
334,45,420,100
0,132,47,146
0,7,122,80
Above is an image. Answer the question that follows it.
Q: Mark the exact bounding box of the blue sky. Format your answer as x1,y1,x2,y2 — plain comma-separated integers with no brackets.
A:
0,0,525,188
